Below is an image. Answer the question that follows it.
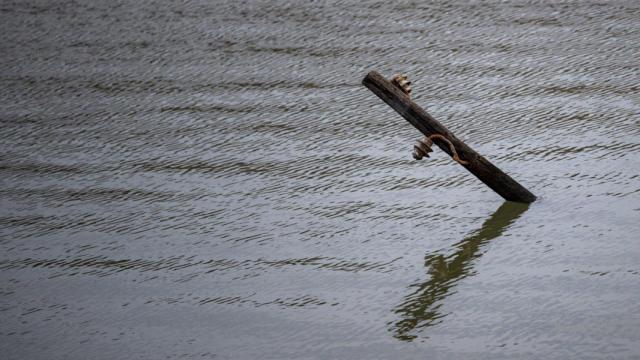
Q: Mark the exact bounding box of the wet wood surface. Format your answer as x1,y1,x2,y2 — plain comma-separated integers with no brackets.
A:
362,70,536,203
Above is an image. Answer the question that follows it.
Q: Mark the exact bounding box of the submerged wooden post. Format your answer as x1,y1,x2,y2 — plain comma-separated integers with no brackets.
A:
362,70,536,203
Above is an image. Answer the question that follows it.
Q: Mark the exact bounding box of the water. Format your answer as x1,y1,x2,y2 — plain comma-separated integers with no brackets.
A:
1,0,639,359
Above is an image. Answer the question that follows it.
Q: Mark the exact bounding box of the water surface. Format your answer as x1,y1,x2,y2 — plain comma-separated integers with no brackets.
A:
1,0,639,359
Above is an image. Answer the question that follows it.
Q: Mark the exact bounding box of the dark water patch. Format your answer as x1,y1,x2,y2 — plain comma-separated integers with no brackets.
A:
245,46,307,55
0,255,400,278
0,161,87,175
252,122,298,134
147,293,337,309
0,215,54,228
87,78,354,95
91,79,183,95
159,103,301,114
160,105,255,114
513,17,563,27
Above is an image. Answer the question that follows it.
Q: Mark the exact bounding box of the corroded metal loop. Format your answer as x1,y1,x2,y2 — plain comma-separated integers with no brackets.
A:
391,73,412,96
411,134,470,165
412,136,433,160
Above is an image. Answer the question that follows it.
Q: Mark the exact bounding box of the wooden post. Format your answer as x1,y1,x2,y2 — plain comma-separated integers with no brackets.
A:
362,71,536,203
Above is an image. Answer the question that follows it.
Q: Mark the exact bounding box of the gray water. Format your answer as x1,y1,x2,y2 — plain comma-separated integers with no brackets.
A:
1,0,639,359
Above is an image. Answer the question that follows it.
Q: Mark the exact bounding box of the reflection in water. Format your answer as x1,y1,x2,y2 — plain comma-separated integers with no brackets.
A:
391,201,530,341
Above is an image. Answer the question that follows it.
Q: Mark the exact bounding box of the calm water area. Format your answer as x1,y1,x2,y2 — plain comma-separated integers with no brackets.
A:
1,0,639,359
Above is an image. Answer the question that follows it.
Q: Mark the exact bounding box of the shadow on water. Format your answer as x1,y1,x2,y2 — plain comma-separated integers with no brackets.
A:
390,201,530,341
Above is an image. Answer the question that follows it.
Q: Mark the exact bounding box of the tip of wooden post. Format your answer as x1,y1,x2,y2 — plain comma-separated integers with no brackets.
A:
362,70,381,84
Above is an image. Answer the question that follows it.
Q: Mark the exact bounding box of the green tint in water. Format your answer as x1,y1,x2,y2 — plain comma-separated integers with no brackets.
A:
392,201,530,341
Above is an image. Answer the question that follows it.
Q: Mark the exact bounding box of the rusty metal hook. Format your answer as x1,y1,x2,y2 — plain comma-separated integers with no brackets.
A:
413,134,469,165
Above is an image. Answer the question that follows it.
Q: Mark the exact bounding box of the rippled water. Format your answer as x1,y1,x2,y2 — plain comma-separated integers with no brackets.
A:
1,0,639,359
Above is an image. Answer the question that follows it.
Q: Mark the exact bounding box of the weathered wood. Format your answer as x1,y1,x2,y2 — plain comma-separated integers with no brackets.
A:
362,70,536,203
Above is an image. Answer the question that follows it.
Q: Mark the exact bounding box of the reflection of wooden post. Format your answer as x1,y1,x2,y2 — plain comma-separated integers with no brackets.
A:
391,201,530,341
362,71,536,203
